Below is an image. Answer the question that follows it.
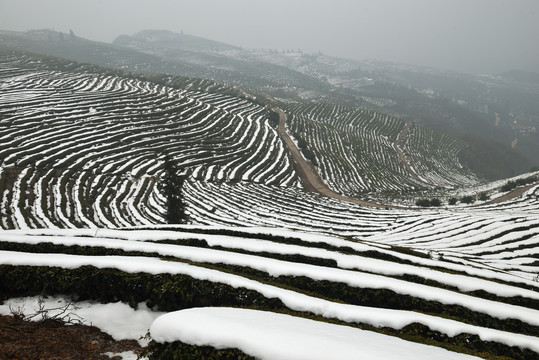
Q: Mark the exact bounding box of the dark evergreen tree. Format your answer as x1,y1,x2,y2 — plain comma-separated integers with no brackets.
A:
415,199,431,207
429,198,442,207
478,192,490,201
267,110,280,128
461,195,475,204
161,155,188,224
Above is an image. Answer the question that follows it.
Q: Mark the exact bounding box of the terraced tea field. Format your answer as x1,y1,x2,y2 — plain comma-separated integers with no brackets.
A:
1,51,538,359
0,54,298,229
1,223,538,359
285,102,479,199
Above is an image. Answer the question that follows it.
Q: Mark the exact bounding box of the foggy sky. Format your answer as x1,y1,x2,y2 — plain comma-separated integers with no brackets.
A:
1,0,538,74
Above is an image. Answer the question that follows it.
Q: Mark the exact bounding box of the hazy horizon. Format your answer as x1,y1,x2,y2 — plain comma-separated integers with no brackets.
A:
1,0,538,75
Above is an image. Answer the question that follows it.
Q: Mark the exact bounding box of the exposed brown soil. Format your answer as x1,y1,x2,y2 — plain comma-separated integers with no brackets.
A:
483,182,539,205
276,108,537,209
393,122,428,185
275,108,391,209
0,314,142,360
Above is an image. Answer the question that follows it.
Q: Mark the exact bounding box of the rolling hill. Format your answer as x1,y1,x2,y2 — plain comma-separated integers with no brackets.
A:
0,34,538,359
3,28,538,178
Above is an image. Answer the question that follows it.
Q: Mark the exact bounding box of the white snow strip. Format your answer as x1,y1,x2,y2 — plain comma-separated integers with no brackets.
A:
2,232,538,325
151,307,482,360
0,251,537,353
0,295,162,345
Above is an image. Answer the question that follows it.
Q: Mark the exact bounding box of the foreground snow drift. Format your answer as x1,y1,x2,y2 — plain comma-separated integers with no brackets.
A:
0,296,162,345
150,307,482,360
1,250,538,353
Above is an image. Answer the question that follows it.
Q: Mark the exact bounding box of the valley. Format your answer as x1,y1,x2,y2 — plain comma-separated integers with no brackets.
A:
0,29,538,360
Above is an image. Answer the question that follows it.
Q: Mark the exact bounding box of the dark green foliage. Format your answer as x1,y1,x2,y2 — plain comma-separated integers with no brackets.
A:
300,148,317,166
416,199,431,207
294,133,307,149
478,192,490,201
267,110,280,128
269,278,538,336
399,323,537,360
0,242,159,259
429,198,442,207
461,195,475,204
502,180,518,192
0,238,339,271
1,264,536,359
142,341,256,360
415,198,441,207
160,155,188,224
289,132,317,165
155,239,338,268
501,175,537,192
186,260,539,336
125,227,359,255
448,197,458,205
515,175,537,187
0,265,284,312
142,323,539,360
10,235,534,309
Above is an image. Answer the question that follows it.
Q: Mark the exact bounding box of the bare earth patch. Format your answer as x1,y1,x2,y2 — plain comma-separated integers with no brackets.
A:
0,314,142,360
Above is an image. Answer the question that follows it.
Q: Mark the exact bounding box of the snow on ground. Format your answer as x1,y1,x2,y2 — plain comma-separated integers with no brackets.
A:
2,231,538,324
5,228,538,297
2,250,538,353
103,351,138,360
150,307,482,360
0,295,163,345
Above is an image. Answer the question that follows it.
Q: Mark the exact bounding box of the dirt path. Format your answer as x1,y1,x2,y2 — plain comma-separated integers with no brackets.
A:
274,108,537,209
0,314,141,360
275,109,390,209
483,182,539,205
393,122,428,185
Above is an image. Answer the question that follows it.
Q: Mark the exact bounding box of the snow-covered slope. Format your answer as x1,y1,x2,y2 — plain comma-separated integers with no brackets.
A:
1,226,538,359
151,307,483,360
1,49,539,360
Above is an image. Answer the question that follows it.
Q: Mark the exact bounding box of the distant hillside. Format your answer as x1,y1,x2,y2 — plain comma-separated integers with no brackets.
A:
112,29,333,99
0,50,299,228
111,30,539,178
0,29,215,80
2,42,539,360
500,70,539,84
114,29,240,52
2,29,538,181
459,135,532,180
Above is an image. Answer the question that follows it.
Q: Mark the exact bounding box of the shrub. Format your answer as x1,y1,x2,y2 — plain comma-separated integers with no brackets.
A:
501,180,517,192
429,198,442,207
478,192,490,201
142,341,255,360
448,197,458,205
295,134,307,149
160,155,188,224
0,265,284,312
416,198,441,207
501,176,537,192
301,148,317,166
267,110,280,128
461,195,475,204
415,199,431,207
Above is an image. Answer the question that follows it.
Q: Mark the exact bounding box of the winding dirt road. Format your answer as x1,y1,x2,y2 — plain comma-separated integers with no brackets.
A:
482,182,539,205
275,109,390,209
393,122,429,185
274,108,537,209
